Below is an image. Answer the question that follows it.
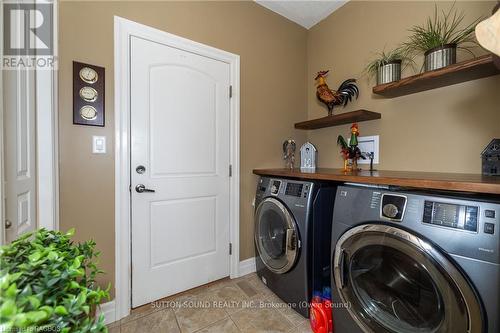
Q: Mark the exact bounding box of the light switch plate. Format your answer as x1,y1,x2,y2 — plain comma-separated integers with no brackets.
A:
349,135,379,164
92,136,106,154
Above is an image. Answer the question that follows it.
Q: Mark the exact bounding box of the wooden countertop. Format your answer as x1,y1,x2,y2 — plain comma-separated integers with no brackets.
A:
253,168,500,194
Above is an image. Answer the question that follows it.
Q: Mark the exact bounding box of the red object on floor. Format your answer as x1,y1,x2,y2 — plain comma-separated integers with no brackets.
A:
323,298,333,332
310,295,333,333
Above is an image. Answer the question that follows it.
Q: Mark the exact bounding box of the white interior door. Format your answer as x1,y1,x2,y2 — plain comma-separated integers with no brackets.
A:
130,36,231,307
3,68,37,243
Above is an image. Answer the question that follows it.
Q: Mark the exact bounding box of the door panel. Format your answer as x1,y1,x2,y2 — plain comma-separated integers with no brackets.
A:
4,67,37,242
131,36,231,307
150,65,216,176
150,196,217,267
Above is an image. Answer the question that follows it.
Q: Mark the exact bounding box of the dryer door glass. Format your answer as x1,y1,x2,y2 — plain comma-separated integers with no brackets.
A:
333,224,483,333
255,198,299,274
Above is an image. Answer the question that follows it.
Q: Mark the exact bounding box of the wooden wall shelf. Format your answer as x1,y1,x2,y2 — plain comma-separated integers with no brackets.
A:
253,168,500,194
295,109,381,130
373,54,500,98
494,55,500,70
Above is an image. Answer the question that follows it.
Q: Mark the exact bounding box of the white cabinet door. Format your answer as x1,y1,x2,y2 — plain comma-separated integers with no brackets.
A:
130,36,231,307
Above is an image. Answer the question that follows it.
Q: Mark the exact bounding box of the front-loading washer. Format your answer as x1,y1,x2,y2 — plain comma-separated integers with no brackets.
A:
254,177,337,317
330,185,499,333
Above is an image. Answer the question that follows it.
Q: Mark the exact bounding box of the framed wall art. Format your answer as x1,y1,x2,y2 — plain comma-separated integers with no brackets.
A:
73,61,105,127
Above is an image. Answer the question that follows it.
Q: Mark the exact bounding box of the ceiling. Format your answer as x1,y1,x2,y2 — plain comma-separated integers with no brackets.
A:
255,0,348,29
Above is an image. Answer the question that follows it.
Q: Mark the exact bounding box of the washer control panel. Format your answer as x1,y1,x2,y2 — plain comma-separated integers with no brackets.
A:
285,182,303,197
256,177,313,206
423,201,478,232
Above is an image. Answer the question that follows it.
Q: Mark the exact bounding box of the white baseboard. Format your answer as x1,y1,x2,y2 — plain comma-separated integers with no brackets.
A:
96,300,116,325
238,257,256,277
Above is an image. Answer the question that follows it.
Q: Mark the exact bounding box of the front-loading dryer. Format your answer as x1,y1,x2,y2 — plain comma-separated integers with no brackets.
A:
330,185,499,333
254,177,337,317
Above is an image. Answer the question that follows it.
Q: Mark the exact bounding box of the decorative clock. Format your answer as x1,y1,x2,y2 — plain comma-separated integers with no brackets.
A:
73,61,105,126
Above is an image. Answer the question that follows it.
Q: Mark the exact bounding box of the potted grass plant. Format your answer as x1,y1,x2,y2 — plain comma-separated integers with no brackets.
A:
365,48,414,84
0,228,110,332
405,4,482,71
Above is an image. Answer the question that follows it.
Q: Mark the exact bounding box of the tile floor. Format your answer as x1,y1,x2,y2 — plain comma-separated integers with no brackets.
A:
107,273,313,333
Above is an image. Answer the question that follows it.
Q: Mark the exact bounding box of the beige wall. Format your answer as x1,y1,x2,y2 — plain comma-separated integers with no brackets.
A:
307,1,500,173
59,1,308,296
59,0,500,298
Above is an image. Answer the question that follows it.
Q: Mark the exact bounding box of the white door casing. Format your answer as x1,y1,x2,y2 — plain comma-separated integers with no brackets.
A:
115,16,240,318
35,0,59,231
1,1,59,244
0,1,4,244
130,35,231,307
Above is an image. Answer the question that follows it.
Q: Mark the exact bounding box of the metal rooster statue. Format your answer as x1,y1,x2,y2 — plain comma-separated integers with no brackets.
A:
315,70,359,116
337,123,365,171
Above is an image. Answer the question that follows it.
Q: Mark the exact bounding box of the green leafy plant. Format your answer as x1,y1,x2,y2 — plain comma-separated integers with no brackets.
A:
0,228,110,332
404,3,482,55
364,47,415,80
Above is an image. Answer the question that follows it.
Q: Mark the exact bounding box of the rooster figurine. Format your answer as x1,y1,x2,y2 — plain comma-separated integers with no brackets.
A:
337,123,365,171
315,70,359,116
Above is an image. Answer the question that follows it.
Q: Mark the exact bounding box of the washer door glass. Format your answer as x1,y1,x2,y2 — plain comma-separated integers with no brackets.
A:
255,197,299,274
333,224,483,333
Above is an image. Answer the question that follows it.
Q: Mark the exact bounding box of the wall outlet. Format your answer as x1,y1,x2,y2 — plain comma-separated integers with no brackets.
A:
92,136,106,154
349,135,379,164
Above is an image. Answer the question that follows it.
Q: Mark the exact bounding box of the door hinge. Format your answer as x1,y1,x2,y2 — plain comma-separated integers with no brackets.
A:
229,243,232,255
229,85,233,98
229,164,232,177
129,184,131,192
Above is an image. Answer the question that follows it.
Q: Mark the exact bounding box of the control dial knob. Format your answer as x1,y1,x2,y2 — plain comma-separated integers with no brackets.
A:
271,185,278,194
383,203,399,219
